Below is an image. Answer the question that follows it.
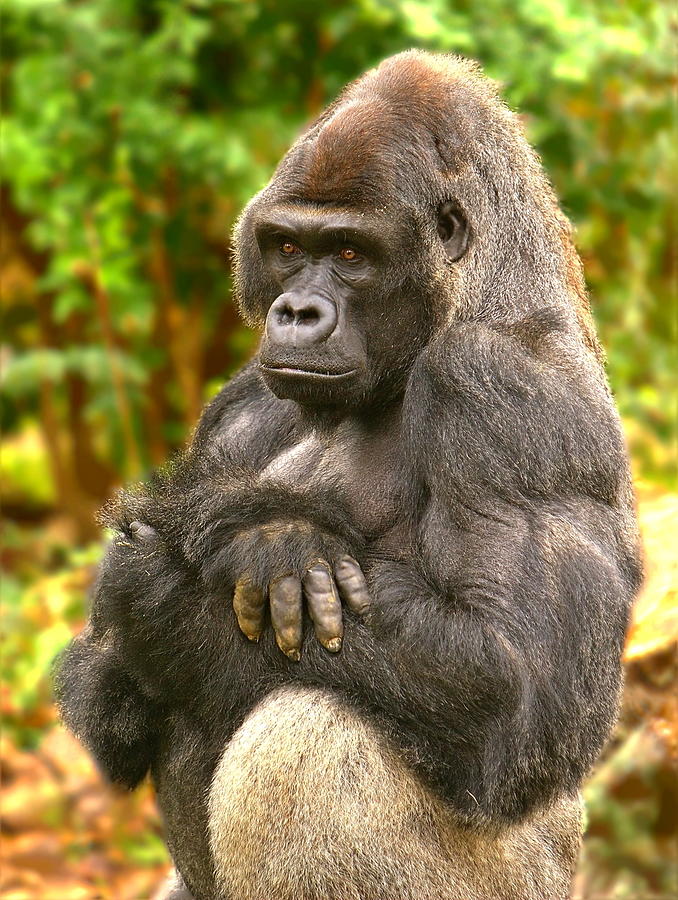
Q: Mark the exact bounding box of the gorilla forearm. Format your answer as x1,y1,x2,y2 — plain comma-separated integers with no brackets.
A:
55,627,163,788
64,535,521,818
290,512,631,823
83,494,628,825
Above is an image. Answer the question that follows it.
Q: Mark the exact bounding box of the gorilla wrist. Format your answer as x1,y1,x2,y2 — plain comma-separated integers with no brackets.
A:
200,519,352,591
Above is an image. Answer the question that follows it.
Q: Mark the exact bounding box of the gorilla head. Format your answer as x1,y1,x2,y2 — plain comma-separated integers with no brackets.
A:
233,52,599,410
232,54,472,409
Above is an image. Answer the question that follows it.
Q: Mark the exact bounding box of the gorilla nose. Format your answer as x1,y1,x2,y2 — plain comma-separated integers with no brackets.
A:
266,293,338,346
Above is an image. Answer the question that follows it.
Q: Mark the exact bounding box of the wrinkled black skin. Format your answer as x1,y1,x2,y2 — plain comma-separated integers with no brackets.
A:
57,54,642,900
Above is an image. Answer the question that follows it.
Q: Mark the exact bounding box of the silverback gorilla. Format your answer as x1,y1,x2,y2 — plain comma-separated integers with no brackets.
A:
57,52,642,900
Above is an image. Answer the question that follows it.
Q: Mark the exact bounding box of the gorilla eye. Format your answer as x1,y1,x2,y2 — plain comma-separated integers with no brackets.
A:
339,247,360,261
280,241,301,256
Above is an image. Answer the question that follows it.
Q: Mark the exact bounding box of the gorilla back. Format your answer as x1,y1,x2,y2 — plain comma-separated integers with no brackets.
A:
57,52,642,900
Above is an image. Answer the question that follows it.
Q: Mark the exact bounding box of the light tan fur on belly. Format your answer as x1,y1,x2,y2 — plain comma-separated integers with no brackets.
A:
208,686,583,900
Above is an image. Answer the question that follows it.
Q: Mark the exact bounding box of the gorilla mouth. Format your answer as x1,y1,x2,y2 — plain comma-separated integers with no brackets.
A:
260,365,358,382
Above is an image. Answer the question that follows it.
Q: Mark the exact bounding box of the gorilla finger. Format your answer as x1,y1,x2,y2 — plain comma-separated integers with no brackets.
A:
129,521,159,545
303,562,343,652
233,577,266,643
334,555,370,615
270,575,303,662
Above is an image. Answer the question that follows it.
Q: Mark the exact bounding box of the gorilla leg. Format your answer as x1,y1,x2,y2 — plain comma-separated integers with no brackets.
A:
209,687,583,900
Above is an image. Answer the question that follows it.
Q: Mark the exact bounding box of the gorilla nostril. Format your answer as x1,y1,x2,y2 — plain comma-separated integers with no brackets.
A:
276,305,295,326
275,301,321,327
298,307,320,325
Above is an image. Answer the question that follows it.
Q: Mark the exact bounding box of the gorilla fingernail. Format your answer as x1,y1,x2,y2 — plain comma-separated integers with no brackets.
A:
128,521,158,544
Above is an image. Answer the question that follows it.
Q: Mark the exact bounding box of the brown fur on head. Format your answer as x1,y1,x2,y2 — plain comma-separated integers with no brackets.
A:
234,50,601,362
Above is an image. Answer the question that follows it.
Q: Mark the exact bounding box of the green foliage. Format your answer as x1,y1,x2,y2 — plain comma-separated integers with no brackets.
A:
0,427,56,507
2,0,674,524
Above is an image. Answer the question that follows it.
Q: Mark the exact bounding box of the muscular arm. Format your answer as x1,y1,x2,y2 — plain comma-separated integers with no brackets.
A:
55,362,293,787
289,322,642,822
294,500,633,823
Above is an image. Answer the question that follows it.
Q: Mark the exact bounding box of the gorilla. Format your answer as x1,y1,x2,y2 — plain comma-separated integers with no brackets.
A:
57,51,642,900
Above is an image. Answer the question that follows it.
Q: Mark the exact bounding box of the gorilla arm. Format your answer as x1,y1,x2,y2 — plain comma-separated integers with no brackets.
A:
288,320,640,825
54,362,281,788
292,503,629,825
55,530,190,788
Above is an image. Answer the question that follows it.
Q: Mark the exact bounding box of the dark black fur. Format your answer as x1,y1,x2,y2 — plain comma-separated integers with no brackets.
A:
56,52,642,899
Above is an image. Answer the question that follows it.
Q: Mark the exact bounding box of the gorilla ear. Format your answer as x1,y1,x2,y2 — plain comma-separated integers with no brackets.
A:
437,201,469,262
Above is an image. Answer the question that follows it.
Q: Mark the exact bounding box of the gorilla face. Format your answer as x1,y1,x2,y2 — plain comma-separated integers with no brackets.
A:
255,205,383,407
232,63,479,412
246,200,470,410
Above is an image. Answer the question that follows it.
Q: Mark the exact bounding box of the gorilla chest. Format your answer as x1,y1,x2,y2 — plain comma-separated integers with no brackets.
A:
258,418,405,538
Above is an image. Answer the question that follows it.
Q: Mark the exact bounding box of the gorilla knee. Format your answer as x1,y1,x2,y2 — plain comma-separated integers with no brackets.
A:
208,685,431,899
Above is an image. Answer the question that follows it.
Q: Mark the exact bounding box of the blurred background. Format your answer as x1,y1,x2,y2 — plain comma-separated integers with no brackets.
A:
1,1,676,898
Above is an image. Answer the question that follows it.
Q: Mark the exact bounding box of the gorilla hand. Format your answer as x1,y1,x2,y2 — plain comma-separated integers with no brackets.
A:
128,518,369,659
229,522,370,660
